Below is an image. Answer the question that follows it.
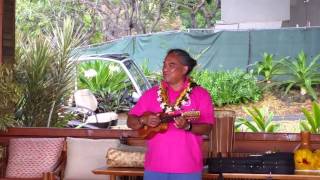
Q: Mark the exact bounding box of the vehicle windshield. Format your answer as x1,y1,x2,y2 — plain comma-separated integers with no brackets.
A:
124,60,151,92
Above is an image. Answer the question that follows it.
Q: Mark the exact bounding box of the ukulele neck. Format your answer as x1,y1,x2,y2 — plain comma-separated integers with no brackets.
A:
160,113,181,123
159,111,200,123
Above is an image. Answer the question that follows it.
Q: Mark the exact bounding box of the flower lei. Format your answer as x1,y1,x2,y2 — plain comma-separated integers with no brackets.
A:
157,79,198,113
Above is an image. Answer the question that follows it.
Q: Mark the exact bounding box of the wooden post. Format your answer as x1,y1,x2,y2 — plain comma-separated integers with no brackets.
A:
0,0,3,64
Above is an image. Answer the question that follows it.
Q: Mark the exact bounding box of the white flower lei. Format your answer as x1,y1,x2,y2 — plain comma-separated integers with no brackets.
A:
157,80,196,113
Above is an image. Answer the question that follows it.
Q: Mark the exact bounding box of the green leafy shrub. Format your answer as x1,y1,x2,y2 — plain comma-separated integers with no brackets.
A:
300,102,320,133
277,51,320,100
0,65,22,131
254,53,283,83
235,106,279,132
192,70,262,107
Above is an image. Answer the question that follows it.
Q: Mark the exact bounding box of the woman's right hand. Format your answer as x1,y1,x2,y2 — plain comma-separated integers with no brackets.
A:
140,112,161,127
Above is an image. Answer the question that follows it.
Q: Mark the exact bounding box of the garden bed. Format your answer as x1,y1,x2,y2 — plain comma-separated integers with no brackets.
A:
217,88,320,133
219,91,314,118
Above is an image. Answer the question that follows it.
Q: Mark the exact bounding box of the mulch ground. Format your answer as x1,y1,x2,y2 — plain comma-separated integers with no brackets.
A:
216,89,319,119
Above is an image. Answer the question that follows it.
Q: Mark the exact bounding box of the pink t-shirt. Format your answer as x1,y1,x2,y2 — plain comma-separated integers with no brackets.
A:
129,82,215,173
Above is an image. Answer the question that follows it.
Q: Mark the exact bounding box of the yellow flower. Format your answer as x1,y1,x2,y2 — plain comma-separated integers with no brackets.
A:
294,148,314,170
313,149,320,169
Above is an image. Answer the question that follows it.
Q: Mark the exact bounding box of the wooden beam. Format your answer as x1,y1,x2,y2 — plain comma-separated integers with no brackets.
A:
2,128,320,154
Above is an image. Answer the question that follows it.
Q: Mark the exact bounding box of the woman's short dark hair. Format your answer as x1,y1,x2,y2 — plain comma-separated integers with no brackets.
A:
167,49,197,75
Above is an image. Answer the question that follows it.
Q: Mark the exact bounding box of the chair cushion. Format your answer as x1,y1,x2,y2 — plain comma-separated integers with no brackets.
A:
64,137,120,180
5,138,64,178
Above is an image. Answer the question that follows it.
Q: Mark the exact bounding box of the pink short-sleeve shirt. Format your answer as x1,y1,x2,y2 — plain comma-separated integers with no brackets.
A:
129,82,215,173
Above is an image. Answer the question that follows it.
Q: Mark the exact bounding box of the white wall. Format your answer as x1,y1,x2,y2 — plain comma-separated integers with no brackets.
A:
222,0,290,23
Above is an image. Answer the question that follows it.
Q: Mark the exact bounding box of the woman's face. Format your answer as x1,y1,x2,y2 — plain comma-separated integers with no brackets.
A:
162,53,188,85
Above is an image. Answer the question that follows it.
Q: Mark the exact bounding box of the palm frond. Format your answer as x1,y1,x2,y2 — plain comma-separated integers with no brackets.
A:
237,118,259,132
312,102,320,131
300,121,312,133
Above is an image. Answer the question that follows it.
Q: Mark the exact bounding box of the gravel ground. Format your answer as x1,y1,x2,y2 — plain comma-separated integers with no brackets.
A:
275,120,301,133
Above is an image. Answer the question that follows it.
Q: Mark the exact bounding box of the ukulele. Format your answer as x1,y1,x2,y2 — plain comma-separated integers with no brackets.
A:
138,111,200,139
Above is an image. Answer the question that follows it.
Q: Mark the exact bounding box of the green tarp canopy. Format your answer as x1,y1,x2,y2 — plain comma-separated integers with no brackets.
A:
76,27,320,72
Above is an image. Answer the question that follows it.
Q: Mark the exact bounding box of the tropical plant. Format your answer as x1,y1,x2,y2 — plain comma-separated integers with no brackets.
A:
15,37,53,127
78,61,128,97
235,106,279,132
192,69,262,107
277,51,320,100
78,61,129,112
300,102,320,133
254,53,283,83
15,17,86,127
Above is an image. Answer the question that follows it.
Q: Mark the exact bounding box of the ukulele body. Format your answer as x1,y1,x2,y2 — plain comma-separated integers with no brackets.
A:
138,123,168,139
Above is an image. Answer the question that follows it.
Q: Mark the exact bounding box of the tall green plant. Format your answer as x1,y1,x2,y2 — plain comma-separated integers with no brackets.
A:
0,65,22,131
16,36,54,127
236,106,279,132
278,51,320,100
300,102,320,133
46,17,86,126
15,17,85,127
254,53,283,83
